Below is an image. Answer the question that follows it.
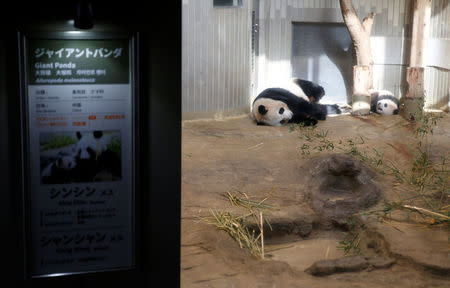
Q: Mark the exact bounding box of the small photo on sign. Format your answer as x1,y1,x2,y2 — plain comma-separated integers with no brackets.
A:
40,130,122,184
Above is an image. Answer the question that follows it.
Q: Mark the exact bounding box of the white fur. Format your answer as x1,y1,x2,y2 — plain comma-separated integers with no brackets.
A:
41,155,76,177
74,132,110,159
368,89,394,98
369,89,399,115
57,155,76,169
252,98,293,126
257,79,309,102
376,99,398,115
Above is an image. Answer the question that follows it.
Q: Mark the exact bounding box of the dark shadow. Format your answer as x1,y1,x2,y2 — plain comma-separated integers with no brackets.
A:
291,22,355,104
319,22,356,104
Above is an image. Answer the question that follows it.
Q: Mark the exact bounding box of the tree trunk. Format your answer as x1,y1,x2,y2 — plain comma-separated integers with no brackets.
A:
409,0,432,67
352,66,373,115
400,0,432,120
339,0,375,115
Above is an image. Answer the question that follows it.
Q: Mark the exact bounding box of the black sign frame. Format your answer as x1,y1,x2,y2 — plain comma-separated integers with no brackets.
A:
18,30,140,279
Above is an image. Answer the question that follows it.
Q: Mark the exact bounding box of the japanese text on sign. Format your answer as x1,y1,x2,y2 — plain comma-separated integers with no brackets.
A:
34,48,124,59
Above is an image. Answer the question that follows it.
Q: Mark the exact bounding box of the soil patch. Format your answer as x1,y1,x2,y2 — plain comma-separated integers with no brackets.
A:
181,114,450,287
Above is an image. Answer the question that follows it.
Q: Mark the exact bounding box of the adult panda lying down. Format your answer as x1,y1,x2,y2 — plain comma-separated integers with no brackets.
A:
252,78,341,126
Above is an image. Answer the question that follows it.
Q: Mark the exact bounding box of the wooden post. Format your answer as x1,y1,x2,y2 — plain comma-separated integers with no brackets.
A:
400,0,432,120
406,67,425,99
409,0,432,68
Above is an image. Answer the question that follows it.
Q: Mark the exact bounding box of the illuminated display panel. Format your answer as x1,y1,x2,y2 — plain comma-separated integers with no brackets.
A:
20,34,136,278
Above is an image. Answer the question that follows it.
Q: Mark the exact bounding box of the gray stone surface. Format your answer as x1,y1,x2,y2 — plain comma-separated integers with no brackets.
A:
305,256,396,276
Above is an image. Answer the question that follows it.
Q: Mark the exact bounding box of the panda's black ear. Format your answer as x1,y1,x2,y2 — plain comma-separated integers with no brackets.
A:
93,130,103,139
393,109,399,115
258,105,268,115
76,131,82,139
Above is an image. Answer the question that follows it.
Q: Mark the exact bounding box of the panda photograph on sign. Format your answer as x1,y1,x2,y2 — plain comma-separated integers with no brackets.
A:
40,130,122,184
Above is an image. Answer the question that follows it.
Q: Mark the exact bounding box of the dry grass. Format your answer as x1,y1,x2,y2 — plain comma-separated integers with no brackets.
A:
200,188,277,259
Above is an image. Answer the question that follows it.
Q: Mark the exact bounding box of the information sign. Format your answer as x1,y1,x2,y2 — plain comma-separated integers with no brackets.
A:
21,35,136,277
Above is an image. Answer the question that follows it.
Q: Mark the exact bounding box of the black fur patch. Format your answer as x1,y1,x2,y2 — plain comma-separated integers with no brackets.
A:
291,78,325,103
258,105,268,115
93,130,103,139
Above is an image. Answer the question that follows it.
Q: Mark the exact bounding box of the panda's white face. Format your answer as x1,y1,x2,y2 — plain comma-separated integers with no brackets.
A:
74,131,108,160
252,98,293,126
56,155,76,170
377,99,398,115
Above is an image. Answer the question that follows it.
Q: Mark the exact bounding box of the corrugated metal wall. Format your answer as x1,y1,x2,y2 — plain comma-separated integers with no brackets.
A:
425,0,449,109
182,0,252,119
430,0,449,38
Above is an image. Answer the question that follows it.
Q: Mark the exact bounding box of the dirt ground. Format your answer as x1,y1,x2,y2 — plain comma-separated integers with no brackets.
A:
181,112,450,288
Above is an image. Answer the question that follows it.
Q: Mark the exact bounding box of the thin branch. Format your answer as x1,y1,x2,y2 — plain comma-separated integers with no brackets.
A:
402,205,450,221
362,12,376,33
259,211,264,259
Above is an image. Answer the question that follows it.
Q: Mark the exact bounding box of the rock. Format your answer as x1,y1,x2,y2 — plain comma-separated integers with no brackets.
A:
247,205,318,239
305,259,338,276
265,220,313,238
367,256,396,269
327,155,361,176
371,221,450,274
305,154,381,223
305,256,395,276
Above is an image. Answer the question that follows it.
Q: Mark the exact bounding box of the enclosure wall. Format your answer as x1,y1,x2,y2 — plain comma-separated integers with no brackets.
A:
425,0,449,109
181,0,449,118
182,0,253,119
256,0,449,109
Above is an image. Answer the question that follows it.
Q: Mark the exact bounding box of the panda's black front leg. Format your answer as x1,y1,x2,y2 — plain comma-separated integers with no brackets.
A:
310,103,327,120
302,116,318,126
291,112,318,126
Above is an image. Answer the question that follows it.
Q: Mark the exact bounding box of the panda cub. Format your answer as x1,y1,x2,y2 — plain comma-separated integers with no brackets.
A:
252,79,341,126
369,89,399,115
41,154,77,184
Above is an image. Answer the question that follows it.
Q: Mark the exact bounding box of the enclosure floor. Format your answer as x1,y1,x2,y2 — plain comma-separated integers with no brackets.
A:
181,113,450,288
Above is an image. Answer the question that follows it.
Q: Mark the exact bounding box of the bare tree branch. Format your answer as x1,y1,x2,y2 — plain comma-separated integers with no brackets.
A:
339,0,374,66
339,0,376,115
362,12,376,34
